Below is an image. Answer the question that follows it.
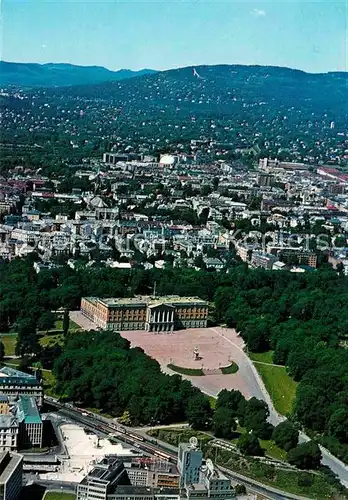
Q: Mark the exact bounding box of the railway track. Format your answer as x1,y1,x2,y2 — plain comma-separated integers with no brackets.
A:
45,397,177,462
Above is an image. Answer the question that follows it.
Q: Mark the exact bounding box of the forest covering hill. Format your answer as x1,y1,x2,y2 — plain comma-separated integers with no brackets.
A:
0,64,347,167
51,64,348,125
0,61,156,87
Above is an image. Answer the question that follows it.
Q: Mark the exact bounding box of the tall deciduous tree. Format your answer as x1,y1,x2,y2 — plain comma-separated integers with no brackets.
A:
0,342,5,361
62,309,70,336
288,441,322,470
212,407,237,439
272,420,299,452
237,433,263,456
38,311,55,333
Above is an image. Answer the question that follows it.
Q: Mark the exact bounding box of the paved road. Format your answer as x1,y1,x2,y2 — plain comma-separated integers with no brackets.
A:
69,310,96,330
211,328,282,426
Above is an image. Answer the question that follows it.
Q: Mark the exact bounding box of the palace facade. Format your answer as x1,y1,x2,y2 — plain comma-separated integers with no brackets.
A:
80,295,209,332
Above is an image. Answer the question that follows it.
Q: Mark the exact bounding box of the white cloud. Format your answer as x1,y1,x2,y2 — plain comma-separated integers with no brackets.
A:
251,8,266,17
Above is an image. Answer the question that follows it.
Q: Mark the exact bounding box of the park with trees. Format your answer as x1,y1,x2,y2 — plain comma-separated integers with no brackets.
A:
0,255,348,463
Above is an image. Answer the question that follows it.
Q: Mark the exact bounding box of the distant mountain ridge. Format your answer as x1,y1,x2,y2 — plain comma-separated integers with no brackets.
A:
1,63,347,161
0,61,157,88
52,63,347,124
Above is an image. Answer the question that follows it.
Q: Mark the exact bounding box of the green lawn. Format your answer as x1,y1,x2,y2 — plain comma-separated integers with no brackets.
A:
220,362,239,374
54,319,80,331
248,350,275,364
208,396,217,409
260,438,287,461
0,334,17,356
167,363,204,376
230,425,287,461
39,333,64,348
255,364,298,415
44,492,76,500
41,369,58,398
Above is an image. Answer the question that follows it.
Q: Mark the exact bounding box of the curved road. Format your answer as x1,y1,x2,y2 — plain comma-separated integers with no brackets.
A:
164,327,348,488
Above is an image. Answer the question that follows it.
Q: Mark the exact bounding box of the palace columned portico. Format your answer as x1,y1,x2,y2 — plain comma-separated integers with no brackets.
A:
81,295,209,331
146,304,175,332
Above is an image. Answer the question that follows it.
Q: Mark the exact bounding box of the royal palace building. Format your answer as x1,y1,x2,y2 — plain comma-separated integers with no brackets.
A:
80,296,209,332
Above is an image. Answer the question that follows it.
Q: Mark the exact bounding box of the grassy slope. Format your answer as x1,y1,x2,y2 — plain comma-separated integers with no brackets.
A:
39,333,64,348
248,350,274,364
54,319,80,331
0,318,80,355
255,364,298,415
148,428,341,499
247,350,297,415
0,334,17,356
231,425,287,461
41,369,58,398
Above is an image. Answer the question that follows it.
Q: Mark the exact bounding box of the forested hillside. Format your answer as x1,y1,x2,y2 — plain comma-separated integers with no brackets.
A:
58,64,347,122
0,61,156,87
1,64,346,166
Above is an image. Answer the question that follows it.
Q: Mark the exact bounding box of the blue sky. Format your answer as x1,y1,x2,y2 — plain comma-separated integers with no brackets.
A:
1,0,347,73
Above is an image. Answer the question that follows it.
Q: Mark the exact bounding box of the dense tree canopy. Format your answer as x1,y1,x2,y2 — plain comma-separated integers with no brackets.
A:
237,433,264,457
53,330,210,426
214,265,348,449
272,421,299,452
288,441,322,470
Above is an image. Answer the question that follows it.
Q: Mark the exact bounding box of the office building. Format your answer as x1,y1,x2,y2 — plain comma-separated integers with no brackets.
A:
0,395,42,452
77,456,130,500
16,397,43,448
197,459,235,500
0,451,23,500
0,367,43,407
81,296,209,332
177,441,203,488
278,250,317,268
108,485,180,500
77,439,235,500
125,459,179,489
178,439,235,500
251,252,277,270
